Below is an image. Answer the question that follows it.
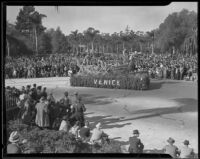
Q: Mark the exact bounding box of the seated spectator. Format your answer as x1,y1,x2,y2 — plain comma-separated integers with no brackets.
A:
69,121,80,138
163,137,180,158
79,120,91,142
7,131,22,154
179,140,195,158
59,115,71,132
128,129,144,153
90,122,104,144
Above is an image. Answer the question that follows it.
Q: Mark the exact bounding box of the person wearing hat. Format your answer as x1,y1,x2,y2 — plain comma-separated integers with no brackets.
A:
59,91,72,116
7,131,22,153
70,96,86,127
163,137,180,158
35,96,50,129
128,129,144,153
90,122,105,144
36,86,42,102
41,87,47,99
179,140,194,158
25,85,31,94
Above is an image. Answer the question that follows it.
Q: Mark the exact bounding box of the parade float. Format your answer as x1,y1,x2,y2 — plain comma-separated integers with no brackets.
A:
70,59,150,90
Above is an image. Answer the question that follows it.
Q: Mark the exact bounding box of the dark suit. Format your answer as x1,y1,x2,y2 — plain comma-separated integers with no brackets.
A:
128,136,144,153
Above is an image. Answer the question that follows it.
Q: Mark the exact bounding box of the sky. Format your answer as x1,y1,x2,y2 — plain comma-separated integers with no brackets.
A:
6,2,197,36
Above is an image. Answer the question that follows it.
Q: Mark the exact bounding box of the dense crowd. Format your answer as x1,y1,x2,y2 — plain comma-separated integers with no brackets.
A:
5,54,81,79
5,52,198,81
6,84,110,153
6,85,196,157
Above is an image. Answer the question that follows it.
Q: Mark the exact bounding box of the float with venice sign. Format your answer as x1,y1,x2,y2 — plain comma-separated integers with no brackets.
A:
70,71,150,90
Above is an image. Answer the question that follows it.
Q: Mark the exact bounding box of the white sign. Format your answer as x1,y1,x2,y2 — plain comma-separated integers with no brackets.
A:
94,79,120,86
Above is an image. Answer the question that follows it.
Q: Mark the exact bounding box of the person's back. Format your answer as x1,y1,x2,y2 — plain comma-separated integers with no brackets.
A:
163,144,179,158
90,128,103,142
179,146,194,158
129,136,144,153
7,143,21,154
79,127,90,139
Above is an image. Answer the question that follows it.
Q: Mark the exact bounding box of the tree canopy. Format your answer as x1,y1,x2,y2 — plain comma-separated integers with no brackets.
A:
6,7,197,57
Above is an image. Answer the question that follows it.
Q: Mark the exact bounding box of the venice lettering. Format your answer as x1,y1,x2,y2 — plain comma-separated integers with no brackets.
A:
94,79,120,86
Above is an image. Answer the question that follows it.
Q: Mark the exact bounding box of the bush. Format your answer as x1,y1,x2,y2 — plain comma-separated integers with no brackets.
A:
7,120,122,153
70,71,150,90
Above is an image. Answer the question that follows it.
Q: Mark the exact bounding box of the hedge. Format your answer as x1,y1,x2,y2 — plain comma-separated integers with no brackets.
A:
70,71,150,90
7,120,122,153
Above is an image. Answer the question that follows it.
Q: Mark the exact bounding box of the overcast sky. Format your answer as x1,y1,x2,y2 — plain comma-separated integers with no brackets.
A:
7,2,197,35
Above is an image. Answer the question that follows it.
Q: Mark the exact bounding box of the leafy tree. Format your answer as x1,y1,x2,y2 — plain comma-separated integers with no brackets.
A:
15,6,47,55
38,32,52,54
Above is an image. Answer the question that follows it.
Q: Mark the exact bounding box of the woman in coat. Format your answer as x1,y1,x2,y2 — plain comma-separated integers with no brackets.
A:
35,96,50,129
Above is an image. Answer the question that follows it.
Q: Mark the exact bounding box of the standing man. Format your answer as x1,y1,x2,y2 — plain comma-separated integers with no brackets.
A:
59,91,71,116
128,129,144,153
163,137,180,158
70,96,86,127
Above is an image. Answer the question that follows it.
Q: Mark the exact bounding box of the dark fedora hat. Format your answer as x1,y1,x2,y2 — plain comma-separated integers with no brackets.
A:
64,91,68,96
183,140,190,145
167,137,175,144
133,129,139,134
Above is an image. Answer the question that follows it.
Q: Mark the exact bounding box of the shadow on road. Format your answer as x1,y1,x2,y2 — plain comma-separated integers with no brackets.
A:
85,115,131,130
85,98,197,125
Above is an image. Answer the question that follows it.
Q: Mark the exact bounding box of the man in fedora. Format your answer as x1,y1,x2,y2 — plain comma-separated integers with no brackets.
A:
59,91,71,116
163,137,180,158
7,131,22,153
128,129,144,153
179,140,195,158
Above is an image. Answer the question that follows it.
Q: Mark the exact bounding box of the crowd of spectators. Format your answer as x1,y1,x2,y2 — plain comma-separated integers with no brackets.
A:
6,84,196,157
6,84,109,153
5,52,197,81
5,54,80,79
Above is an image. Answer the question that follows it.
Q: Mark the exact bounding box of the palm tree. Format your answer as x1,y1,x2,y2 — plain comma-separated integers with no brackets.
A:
84,27,100,53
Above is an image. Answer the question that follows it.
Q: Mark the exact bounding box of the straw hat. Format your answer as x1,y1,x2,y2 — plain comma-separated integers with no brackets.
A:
9,131,20,143
96,122,102,129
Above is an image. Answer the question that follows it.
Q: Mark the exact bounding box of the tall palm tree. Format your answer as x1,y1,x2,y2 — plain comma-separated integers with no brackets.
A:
84,27,99,53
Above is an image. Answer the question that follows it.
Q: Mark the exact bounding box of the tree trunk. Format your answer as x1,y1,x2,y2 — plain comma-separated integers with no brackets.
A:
6,38,10,57
103,45,104,54
91,41,94,53
34,26,38,55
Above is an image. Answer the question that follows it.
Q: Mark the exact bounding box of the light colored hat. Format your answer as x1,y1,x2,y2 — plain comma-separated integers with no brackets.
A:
9,131,20,143
96,122,102,129
19,93,28,101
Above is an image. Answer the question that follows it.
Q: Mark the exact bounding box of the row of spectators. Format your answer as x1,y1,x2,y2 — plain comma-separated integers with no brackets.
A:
5,52,197,81
5,54,80,79
6,85,196,157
